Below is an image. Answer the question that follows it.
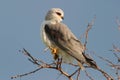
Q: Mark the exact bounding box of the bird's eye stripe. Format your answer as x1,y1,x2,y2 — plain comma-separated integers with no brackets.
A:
56,12,61,16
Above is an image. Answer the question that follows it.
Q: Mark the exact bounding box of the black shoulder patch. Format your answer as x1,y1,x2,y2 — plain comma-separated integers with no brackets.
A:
44,24,50,34
44,24,64,42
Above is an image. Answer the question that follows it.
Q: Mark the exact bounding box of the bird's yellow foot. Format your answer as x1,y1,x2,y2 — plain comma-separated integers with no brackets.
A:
51,48,59,60
54,54,59,60
49,47,59,60
52,48,58,54
49,47,58,54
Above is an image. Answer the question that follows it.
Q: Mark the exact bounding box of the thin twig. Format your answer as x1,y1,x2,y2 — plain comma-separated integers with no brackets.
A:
91,52,114,80
85,70,94,80
59,69,73,80
11,68,41,79
84,16,96,49
70,68,80,77
113,53,120,62
12,48,74,80
116,17,120,31
22,48,40,65
115,69,120,80
63,61,79,67
92,52,114,66
112,44,120,53
97,68,114,80
76,68,80,80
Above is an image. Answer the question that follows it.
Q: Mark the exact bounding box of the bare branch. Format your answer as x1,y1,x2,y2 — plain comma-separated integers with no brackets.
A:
11,68,41,79
76,68,80,80
91,52,114,80
113,53,120,63
92,52,114,66
84,16,96,49
115,69,120,80
116,17,120,31
112,44,120,53
110,44,120,62
69,68,80,78
109,64,120,70
97,68,114,80
22,48,40,65
85,70,94,80
12,49,74,80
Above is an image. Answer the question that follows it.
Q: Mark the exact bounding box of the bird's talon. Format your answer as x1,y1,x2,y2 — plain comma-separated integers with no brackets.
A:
52,48,58,54
49,47,59,60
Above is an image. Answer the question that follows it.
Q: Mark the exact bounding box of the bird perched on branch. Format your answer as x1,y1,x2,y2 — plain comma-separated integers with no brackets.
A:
41,8,98,70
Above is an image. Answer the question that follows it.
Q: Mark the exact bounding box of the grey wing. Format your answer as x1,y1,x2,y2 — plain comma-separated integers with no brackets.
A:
44,23,86,63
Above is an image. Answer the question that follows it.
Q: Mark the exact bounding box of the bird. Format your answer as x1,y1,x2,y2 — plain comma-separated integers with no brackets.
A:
41,8,98,70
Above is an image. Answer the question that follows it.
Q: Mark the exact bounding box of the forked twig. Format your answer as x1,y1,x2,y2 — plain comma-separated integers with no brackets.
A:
12,48,74,80
84,16,96,49
92,52,114,80
85,70,94,80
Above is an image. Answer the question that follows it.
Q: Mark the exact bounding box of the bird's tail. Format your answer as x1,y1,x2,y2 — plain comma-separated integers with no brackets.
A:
82,53,99,69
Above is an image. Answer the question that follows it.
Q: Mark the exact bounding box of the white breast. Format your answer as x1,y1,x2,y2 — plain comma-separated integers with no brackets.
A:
41,22,52,47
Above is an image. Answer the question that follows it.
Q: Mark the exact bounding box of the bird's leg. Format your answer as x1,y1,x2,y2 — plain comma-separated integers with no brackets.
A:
49,46,59,60
49,46,58,54
51,47,59,60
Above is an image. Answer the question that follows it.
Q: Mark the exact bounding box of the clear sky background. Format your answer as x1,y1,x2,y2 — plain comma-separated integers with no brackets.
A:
0,0,120,80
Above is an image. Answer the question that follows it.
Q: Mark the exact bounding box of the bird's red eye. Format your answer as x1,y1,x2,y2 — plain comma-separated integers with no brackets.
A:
56,12,61,16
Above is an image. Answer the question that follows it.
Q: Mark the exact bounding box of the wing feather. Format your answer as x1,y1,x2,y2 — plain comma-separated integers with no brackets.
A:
44,23,86,62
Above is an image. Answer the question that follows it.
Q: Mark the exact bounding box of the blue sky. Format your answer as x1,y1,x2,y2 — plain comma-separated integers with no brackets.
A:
0,0,120,80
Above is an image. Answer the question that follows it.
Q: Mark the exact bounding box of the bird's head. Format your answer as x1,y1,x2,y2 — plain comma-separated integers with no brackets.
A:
45,8,64,23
